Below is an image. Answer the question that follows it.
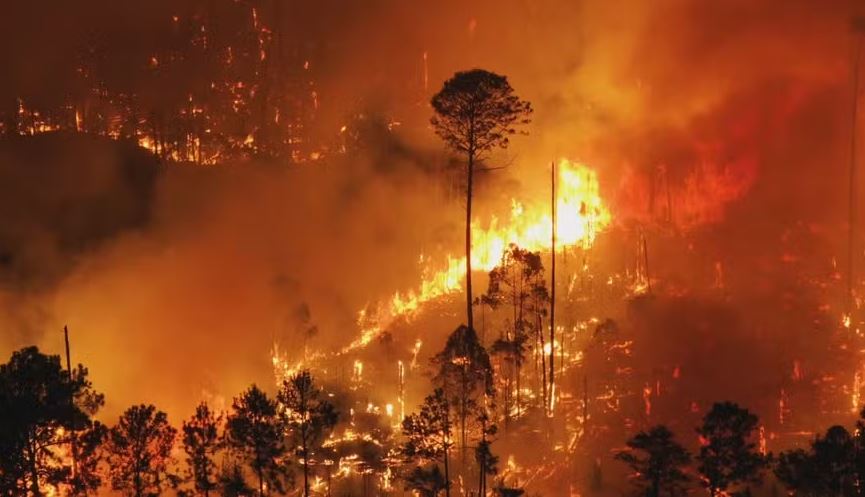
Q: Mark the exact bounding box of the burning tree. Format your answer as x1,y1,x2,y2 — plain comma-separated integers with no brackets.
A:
432,325,494,457
696,402,766,497
0,346,104,497
484,245,547,423
106,404,178,497
321,398,397,496
224,385,289,496
0,2,323,163
430,69,533,333
182,402,223,497
401,388,454,497
277,370,337,497
615,425,691,497
475,409,499,497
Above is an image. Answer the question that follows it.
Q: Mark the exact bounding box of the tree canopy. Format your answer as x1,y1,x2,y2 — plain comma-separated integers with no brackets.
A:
616,425,691,497
431,69,532,158
696,402,766,497
775,424,859,497
430,68,532,336
402,388,454,497
278,370,337,497
225,385,289,496
182,402,222,497
0,346,103,496
106,404,177,497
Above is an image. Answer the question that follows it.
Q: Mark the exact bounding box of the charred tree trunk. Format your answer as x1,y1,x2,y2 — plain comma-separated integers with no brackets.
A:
538,313,546,411
303,441,310,497
64,326,79,494
443,409,451,497
651,473,660,497
549,161,556,415
515,273,524,418
28,436,41,497
478,414,488,497
504,358,512,429
466,150,475,332
134,466,142,497
461,370,468,463
257,466,264,497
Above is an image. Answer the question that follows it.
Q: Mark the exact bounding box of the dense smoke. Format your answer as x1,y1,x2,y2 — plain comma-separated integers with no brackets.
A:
1,0,864,436
0,139,458,418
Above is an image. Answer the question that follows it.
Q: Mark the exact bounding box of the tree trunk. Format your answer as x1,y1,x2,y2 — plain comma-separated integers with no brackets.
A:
444,452,450,497
28,437,41,497
504,365,511,429
134,467,142,497
539,320,547,412
461,361,468,463
444,409,451,497
549,161,556,416
478,416,487,497
258,467,264,497
461,398,467,463
466,151,474,332
303,444,310,497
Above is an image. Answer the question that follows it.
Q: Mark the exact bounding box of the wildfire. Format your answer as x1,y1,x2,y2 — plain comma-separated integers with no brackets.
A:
271,159,610,390
358,158,611,338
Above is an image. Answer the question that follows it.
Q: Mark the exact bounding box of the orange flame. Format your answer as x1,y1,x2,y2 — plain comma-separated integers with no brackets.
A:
273,159,611,382
359,158,611,338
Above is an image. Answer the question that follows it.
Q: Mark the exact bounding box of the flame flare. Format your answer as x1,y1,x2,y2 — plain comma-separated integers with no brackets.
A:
360,158,611,338
273,159,610,381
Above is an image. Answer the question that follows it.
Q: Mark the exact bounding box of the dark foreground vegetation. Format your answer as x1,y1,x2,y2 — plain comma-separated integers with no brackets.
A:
3,340,865,497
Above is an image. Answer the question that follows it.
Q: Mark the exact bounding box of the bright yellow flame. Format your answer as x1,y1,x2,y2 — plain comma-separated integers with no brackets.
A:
274,160,611,386
359,158,610,334
353,360,364,382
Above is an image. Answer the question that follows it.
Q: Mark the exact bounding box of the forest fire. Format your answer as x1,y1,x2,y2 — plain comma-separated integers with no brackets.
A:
4,1,865,497
354,159,611,350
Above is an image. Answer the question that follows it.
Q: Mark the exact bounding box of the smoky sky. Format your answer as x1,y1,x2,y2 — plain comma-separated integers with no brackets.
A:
1,0,864,427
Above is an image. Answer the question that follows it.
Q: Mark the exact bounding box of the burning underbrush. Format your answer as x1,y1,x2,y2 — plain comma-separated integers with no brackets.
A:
1,125,863,496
